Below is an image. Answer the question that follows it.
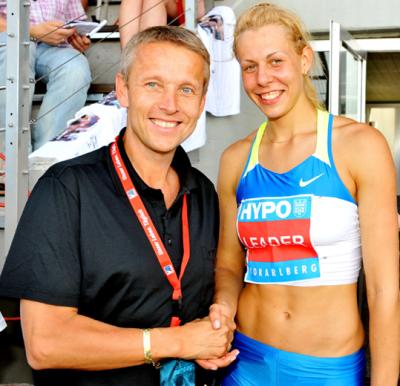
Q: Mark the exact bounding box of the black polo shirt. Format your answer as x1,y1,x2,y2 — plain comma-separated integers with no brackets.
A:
0,130,219,386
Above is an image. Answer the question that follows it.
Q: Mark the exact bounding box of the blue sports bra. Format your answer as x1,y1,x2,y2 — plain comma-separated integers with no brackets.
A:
236,110,362,286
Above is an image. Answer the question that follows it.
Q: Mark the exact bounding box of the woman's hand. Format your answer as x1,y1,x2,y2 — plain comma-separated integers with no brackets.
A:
177,317,234,361
195,350,239,371
209,301,236,331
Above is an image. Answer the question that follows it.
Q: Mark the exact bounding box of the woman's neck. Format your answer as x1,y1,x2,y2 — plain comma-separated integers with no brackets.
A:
266,100,317,141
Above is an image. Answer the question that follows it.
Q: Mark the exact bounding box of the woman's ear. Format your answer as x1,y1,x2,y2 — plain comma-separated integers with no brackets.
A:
301,45,314,75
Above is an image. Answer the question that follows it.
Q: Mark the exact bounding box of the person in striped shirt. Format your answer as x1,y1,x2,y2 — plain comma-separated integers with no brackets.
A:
0,0,92,151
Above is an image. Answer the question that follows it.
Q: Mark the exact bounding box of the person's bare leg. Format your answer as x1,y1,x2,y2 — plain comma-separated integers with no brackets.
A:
197,0,205,18
165,1,206,22
119,0,143,48
165,0,178,18
139,0,168,31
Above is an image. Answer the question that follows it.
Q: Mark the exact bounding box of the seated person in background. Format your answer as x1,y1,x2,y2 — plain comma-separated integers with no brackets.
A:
0,0,92,151
0,26,237,386
119,0,205,47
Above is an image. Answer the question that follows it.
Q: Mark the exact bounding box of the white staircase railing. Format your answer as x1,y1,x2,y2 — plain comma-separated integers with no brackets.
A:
1,0,30,270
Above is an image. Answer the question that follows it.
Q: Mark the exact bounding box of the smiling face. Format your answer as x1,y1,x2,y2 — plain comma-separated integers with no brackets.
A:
116,41,206,155
236,24,312,120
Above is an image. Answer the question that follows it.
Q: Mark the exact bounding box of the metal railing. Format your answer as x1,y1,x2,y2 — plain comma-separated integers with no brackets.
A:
3,0,30,268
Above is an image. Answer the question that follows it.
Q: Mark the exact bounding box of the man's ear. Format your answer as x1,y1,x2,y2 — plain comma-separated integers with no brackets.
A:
301,45,314,75
115,72,129,108
198,92,206,117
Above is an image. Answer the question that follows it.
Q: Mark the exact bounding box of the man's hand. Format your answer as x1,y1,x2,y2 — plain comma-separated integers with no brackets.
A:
30,21,74,45
68,33,91,53
177,317,234,361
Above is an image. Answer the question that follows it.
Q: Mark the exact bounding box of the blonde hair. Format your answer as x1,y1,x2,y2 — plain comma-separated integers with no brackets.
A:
234,3,323,110
120,25,210,93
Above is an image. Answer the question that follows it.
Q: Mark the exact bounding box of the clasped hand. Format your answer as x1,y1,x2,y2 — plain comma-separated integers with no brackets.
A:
182,302,238,370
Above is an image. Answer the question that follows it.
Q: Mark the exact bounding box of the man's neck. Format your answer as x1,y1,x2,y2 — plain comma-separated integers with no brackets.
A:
123,130,180,208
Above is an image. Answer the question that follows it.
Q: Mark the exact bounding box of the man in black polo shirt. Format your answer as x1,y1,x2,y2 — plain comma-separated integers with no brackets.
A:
0,26,237,385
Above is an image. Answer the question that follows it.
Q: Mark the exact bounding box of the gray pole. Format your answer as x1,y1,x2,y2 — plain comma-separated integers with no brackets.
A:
2,0,30,269
185,0,198,32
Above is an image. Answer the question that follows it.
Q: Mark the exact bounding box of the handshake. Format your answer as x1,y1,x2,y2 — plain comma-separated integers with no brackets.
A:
175,302,239,371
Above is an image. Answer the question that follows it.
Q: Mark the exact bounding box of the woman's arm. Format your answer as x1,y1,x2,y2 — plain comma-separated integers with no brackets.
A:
347,123,399,386
209,141,249,331
195,141,249,371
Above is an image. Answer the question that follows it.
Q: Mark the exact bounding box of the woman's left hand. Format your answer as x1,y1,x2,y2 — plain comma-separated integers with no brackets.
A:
195,349,239,370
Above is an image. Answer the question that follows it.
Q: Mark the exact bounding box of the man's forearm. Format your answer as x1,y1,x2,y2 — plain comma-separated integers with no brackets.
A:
22,303,179,370
21,300,231,371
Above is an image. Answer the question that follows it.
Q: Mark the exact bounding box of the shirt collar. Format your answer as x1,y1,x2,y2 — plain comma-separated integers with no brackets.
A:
108,128,199,197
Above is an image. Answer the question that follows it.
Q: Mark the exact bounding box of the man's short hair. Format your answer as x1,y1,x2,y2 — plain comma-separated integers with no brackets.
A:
120,26,210,92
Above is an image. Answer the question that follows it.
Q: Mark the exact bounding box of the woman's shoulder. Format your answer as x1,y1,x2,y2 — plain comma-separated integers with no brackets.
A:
333,115,369,133
332,115,393,176
218,129,258,191
221,129,257,167
332,115,388,151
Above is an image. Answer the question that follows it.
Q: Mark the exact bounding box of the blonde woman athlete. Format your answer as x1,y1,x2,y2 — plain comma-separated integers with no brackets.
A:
209,3,399,386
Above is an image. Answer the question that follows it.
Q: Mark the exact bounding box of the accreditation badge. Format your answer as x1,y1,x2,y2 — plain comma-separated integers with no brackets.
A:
160,359,195,386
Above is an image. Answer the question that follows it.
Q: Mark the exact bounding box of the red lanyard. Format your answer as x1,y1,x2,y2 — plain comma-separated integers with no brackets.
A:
110,139,190,327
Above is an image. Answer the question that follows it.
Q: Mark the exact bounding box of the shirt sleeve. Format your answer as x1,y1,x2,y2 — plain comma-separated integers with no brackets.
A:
0,171,82,307
0,3,6,20
64,0,87,23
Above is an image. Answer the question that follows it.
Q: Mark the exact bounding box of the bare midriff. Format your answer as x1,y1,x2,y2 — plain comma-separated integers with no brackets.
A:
236,283,364,357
